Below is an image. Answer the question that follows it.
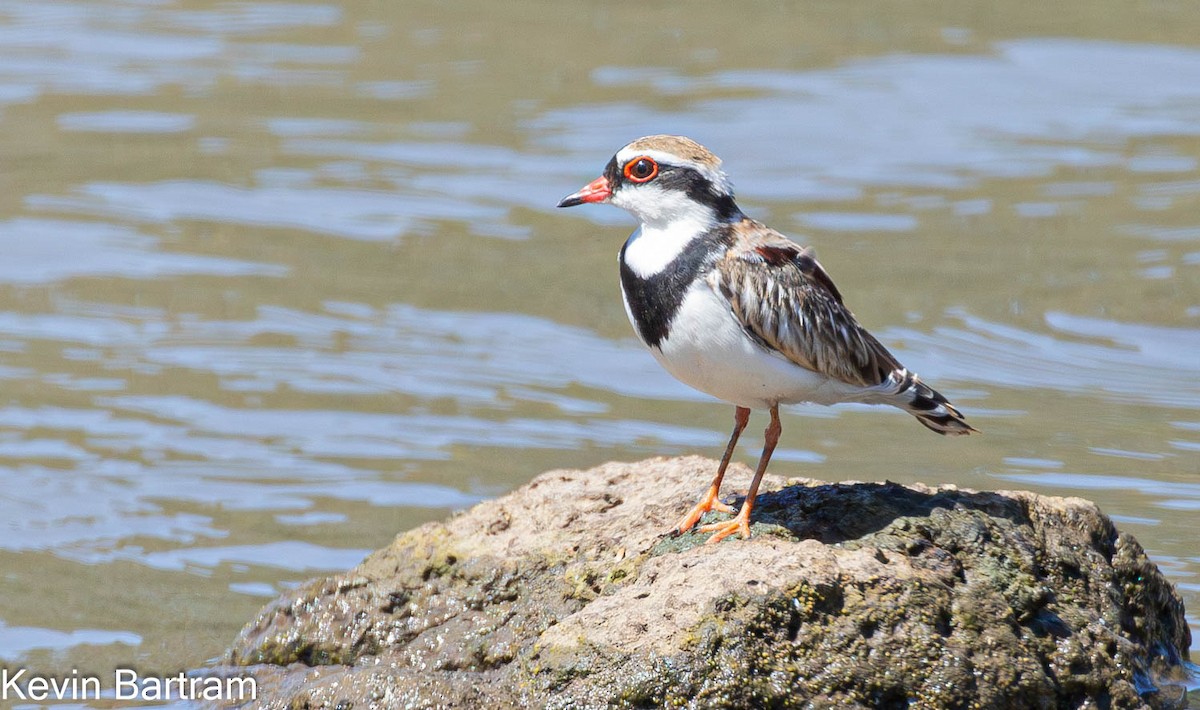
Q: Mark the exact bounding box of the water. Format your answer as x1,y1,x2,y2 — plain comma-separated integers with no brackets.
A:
0,0,1197,690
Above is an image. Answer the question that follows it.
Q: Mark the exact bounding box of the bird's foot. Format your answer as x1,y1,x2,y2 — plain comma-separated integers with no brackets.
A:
698,511,752,545
675,493,733,534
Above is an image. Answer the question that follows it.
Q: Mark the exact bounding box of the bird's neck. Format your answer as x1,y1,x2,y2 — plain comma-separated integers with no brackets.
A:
621,208,739,280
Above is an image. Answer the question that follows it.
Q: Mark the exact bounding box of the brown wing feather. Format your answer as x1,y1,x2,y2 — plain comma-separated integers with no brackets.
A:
713,222,901,388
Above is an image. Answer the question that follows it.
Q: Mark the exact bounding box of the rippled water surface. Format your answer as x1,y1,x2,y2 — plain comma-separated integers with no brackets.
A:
0,0,1197,686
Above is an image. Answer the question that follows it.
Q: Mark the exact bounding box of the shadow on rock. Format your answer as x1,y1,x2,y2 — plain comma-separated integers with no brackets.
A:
749,479,1031,544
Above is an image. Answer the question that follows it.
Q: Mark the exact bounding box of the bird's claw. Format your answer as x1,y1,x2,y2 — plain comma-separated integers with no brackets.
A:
676,495,733,534
698,514,752,545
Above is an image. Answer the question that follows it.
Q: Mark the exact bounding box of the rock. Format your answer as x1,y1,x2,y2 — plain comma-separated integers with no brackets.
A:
217,456,1193,709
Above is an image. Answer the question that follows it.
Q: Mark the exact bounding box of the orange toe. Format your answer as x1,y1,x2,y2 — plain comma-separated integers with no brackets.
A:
698,514,751,544
676,492,733,534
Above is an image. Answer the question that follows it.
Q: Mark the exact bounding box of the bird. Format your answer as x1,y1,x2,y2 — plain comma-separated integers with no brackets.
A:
557,135,976,544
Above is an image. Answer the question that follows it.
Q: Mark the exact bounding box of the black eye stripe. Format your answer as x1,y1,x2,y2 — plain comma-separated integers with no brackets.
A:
658,165,740,219
610,159,736,214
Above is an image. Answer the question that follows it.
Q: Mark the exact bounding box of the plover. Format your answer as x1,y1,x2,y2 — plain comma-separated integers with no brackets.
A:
557,135,976,544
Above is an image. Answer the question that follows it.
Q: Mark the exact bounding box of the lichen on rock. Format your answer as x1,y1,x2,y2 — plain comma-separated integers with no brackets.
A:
215,456,1193,709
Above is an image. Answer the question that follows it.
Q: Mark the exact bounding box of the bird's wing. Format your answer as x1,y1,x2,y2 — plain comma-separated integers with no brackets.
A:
712,220,902,388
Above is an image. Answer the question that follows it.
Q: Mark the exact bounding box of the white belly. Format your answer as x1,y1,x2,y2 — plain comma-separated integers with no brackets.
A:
631,283,858,409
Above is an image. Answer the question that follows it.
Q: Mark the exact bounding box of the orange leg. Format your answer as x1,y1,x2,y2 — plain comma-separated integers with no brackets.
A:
676,406,750,534
699,404,781,544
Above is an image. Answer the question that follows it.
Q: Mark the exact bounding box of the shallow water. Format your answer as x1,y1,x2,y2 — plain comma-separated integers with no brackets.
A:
0,0,1197,691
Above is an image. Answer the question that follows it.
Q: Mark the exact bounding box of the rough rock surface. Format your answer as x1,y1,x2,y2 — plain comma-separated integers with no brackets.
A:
217,456,1192,709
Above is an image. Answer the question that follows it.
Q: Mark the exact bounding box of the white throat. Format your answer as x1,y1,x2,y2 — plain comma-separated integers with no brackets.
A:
621,220,710,279
613,184,725,278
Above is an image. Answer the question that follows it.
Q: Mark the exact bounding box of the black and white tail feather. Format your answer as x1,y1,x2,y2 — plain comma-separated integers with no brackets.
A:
882,369,977,435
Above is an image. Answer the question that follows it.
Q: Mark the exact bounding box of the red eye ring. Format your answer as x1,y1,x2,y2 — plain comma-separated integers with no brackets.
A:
623,156,659,183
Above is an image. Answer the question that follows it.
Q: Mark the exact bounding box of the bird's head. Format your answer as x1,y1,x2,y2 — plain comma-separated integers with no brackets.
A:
557,135,741,229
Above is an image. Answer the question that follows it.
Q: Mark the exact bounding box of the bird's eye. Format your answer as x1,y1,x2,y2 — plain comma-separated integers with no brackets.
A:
623,157,659,183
